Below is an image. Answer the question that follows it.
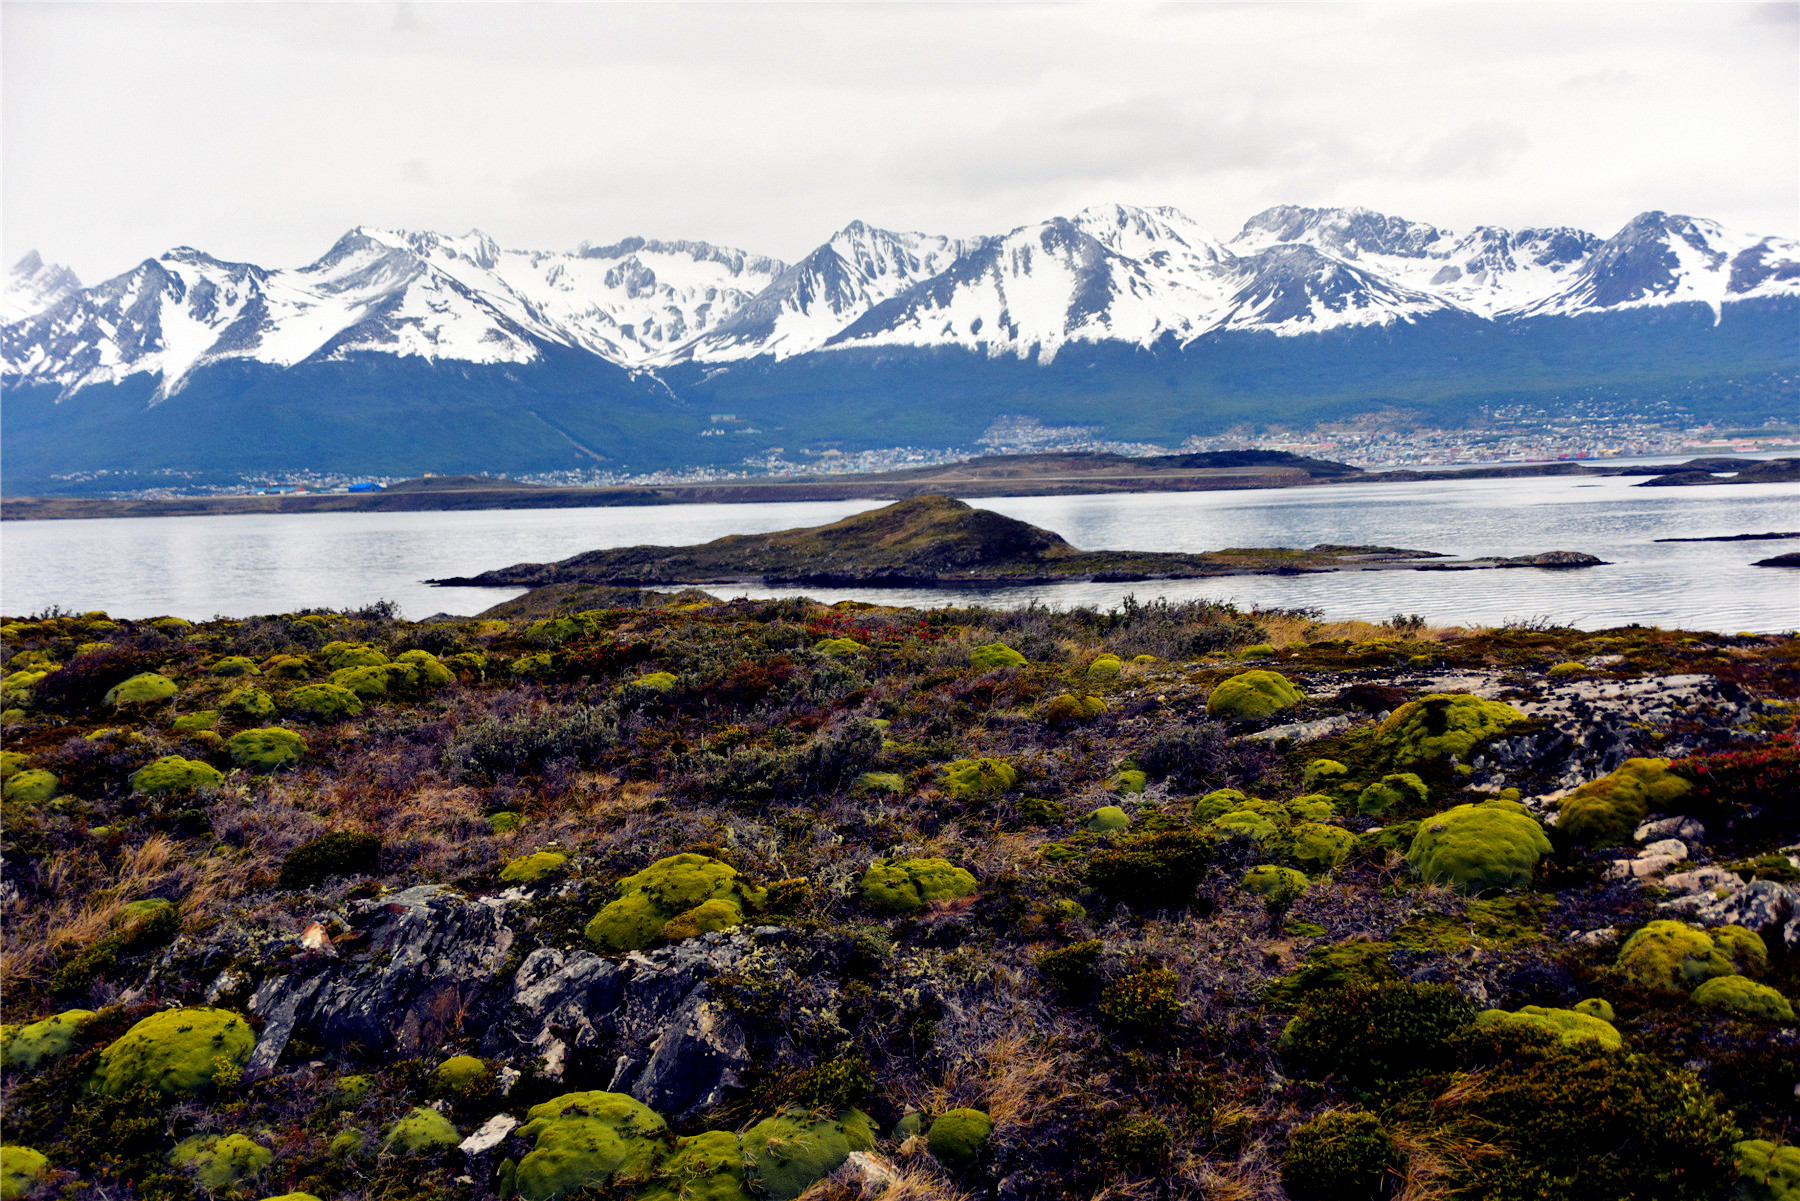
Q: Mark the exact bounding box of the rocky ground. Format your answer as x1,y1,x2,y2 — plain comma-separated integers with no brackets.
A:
1,597,1796,1201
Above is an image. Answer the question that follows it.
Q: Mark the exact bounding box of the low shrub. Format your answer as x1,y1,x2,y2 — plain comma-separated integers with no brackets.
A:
1085,828,1215,910
1279,981,1474,1086
1036,939,1104,994
279,831,382,889
1104,1114,1172,1173
1100,966,1182,1034
1281,1110,1394,1201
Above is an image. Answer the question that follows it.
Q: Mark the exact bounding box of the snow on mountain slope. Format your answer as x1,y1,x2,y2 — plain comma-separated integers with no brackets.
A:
3,253,83,323
671,221,974,362
1215,244,1462,333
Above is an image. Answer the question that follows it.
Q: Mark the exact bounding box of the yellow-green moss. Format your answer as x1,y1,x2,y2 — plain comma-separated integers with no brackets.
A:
433,1054,492,1093
1547,661,1590,677
938,756,1018,799
1557,758,1692,846
2,769,58,806
860,857,977,914
224,687,278,719
1206,670,1302,719
636,1130,750,1201
0,1010,94,1070
741,1107,876,1201
1573,997,1615,1022
926,1108,992,1174
383,1107,461,1155
105,673,178,707
500,852,569,885
169,1134,271,1189
209,656,261,677
0,1147,49,1201
320,641,388,669
855,771,905,793
1086,654,1124,679
584,854,764,951
1289,822,1357,871
1373,694,1526,765
1356,772,1427,816
1616,920,1765,994
1044,693,1105,725
514,1091,669,1201
91,1006,254,1097
172,710,219,733
286,683,364,720
1288,794,1337,822
262,655,311,680
1406,800,1550,892
969,642,1027,670
1733,1139,1800,1201
1691,974,1794,1022
631,671,678,692
1238,643,1276,659
329,664,390,699
394,649,455,688
1474,1005,1622,1050
225,727,308,771
1243,865,1309,905
129,756,223,795
1086,805,1131,832
814,638,867,657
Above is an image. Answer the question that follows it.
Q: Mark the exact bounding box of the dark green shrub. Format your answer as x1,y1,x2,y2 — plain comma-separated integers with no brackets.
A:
1036,939,1103,994
51,902,181,995
1099,967,1181,1034
1085,828,1215,911
1104,1114,1172,1173
1280,981,1474,1086
444,701,619,780
1281,1110,1394,1200
793,1056,874,1110
279,831,382,889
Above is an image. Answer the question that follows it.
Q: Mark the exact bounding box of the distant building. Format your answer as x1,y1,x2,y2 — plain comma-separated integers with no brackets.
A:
347,482,385,493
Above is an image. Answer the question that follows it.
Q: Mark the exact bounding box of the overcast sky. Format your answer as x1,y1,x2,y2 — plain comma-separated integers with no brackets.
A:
4,2,1796,283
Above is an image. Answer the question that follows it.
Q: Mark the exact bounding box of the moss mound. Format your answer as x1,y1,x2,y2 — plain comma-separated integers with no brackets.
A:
515,1091,670,1201
969,642,1027,670
859,857,977,914
1373,693,1526,765
1289,822,1357,871
129,756,224,795
1206,669,1302,719
630,670,678,693
1356,772,1427,816
938,756,1018,799
500,851,569,885
1281,1110,1393,1201
1734,1139,1800,1201
1243,864,1309,904
394,649,455,688
1087,653,1123,679
1265,940,1398,1008
1,1009,94,1070
225,727,309,771
286,683,364,719
1111,768,1147,794
329,664,390,699
637,1130,751,1201
1557,757,1692,845
209,656,261,677
584,853,765,951
169,1133,272,1189
740,1107,876,1201
172,710,219,732
91,1006,254,1097
1407,799,1551,892
927,1108,992,1173
321,641,388,669
384,1106,461,1155
0,1147,49,1201
1691,974,1794,1022
223,687,278,719
3,769,59,806
1086,805,1130,832
1616,920,1765,994
432,1054,491,1093
814,637,866,657
105,672,178,707
1475,1005,1622,1050
1045,693,1106,725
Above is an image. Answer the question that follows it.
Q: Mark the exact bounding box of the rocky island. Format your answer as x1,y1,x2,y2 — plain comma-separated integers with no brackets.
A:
429,495,1602,591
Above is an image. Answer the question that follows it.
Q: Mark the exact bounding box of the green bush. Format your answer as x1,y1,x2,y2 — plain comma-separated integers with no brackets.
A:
129,755,223,795
286,683,364,719
1085,829,1215,910
927,1108,992,1173
1407,800,1551,892
938,756,1019,799
1474,1005,1622,1050
383,1106,460,1155
1615,920,1764,994
279,831,382,889
0,1009,94,1071
3,769,58,806
1356,772,1428,816
1280,982,1474,1085
1373,694,1526,765
860,857,977,914
1691,974,1794,1022
1,1147,49,1201
970,642,1027,670
1734,1139,1800,1201
225,727,308,771
585,853,766,949
168,1133,271,1189
1281,1110,1394,1201
500,851,569,885
1557,757,1692,846
1036,940,1104,994
1086,805,1130,832
104,673,178,707
1206,669,1302,719
1099,967,1181,1034
1045,693,1106,726
91,1006,254,1097
740,1107,875,1201
1103,1114,1171,1173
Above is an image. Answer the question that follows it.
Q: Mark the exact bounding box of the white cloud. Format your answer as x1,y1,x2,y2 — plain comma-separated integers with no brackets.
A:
1,1,1792,282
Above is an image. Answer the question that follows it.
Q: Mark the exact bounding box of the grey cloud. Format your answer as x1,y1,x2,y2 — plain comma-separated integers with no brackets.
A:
1412,122,1530,179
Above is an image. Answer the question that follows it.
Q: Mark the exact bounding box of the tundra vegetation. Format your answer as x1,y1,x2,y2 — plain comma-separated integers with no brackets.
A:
0,596,1796,1201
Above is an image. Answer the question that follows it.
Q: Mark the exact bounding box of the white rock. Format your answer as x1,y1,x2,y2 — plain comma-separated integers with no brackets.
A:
1568,927,1621,946
459,1114,519,1157
1660,867,1742,894
1640,838,1689,861
1634,816,1705,844
1608,853,1685,880
831,1151,901,1197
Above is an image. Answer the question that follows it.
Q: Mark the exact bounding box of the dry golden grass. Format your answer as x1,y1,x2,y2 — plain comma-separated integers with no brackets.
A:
1255,612,1468,647
901,1029,1074,1134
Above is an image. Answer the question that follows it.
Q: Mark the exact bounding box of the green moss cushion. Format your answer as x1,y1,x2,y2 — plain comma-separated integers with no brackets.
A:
1734,1139,1800,1201
320,641,388,669
636,1130,751,1201
105,673,179,707
1206,670,1302,719
1557,757,1692,845
938,757,1019,798
500,852,569,885
926,1108,992,1173
130,756,224,795
1289,822,1357,871
1691,975,1795,1022
1615,920,1765,994
384,1107,461,1155
394,649,455,688
859,857,977,914
1111,769,1147,794
0,1147,49,1201
0,1010,94,1071
1475,1005,1622,1050
286,683,364,719
172,711,219,733
1243,865,1309,906
224,687,279,719
432,1054,491,1093
741,1107,875,1200
1044,693,1106,725
1086,805,1131,832
92,1007,254,1097
209,656,261,677
814,638,867,657
1572,997,1616,1022
1086,654,1124,679
1356,772,1428,816
329,664,391,699
168,1134,271,1189
584,853,765,951
2,769,59,806
1406,800,1551,892
515,1091,669,1201
969,642,1027,670
630,671,678,692
1373,694,1526,765
225,728,309,771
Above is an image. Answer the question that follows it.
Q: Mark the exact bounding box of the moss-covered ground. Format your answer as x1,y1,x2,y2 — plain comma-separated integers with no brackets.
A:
1,597,1797,1201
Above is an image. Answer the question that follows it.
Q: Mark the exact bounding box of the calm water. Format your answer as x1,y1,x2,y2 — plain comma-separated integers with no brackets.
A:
3,475,1796,631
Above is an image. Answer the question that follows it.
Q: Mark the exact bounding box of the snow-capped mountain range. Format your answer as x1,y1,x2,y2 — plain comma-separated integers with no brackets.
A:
5,204,1797,399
